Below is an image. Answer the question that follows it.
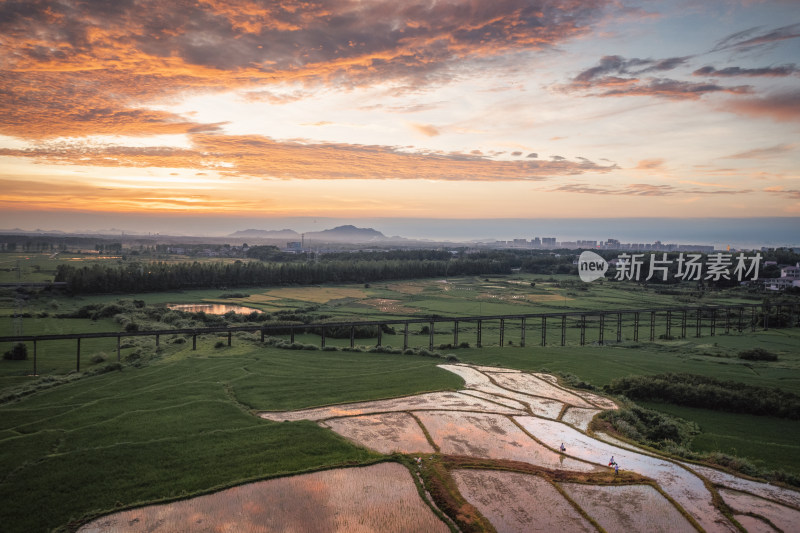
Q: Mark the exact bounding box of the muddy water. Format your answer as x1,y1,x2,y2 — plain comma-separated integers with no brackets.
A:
681,462,800,509
166,303,258,314
437,365,565,418
78,463,449,533
260,391,524,422
560,407,601,431
516,416,738,533
321,412,435,454
414,411,598,472
486,372,596,408
719,488,800,532
732,514,777,532
560,483,695,533
452,469,595,533
459,389,529,411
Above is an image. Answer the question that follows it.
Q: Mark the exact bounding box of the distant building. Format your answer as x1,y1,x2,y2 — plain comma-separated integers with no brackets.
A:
542,237,556,247
781,263,800,278
286,241,302,251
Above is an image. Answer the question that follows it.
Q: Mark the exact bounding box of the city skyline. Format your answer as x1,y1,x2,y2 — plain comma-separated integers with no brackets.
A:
1,1,798,230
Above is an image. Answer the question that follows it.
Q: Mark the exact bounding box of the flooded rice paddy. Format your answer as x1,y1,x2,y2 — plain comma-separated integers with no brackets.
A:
78,462,448,533
719,488,800,532
560,482,696,533
82,363,800,532
166,303,258,314
453,469,595,532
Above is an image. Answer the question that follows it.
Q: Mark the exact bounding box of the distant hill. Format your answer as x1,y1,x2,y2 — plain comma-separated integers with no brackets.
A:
304,225,387,242
229,229,301,239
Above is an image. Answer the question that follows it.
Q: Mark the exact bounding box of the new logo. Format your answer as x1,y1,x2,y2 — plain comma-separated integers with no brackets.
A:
578,251,608,282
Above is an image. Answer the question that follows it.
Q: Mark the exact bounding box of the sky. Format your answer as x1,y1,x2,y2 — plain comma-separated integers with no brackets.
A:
0,0,798,239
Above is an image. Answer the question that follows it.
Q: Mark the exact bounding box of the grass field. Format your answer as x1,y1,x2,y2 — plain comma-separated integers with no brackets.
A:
638,401,800,474
1,254,799,531
0,345,462,532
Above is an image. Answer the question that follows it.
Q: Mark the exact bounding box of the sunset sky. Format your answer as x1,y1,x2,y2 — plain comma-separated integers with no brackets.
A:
0,0,798,237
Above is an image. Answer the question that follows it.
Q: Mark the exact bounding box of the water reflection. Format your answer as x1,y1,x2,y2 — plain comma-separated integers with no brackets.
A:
166,303,258,315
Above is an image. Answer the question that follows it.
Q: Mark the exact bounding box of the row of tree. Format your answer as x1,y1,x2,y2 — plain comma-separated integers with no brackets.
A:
53,257,515,293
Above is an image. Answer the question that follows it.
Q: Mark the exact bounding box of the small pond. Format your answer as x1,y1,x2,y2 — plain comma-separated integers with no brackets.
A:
166,303,259,315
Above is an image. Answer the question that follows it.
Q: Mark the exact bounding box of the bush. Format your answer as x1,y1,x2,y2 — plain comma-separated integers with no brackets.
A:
90,353,107,364
738,348,778,361
214,340,227,349
3,343,28,360
605,373,800,419
599,405,698,449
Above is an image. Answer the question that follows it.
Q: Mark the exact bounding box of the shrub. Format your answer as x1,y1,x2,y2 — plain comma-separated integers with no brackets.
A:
737,348,778,361
3,343,28,360
214,341,227,349
599,405,698,449
605,373,800,419
90,353,107,364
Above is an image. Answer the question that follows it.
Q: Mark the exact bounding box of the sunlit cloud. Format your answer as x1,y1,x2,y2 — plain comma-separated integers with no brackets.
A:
634,159,665,170
552,182,753,197
722,144,795,159
0,0,612,140
722,90,800,122
764,186,800,199
0,133,618,182
410,123,441,137
0,1,797,223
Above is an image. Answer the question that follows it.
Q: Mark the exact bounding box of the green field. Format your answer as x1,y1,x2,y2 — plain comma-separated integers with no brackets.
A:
1,253,799,531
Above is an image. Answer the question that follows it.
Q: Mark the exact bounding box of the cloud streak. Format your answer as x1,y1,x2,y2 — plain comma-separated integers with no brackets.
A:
568,55,752,99
553,183,753,197
0,133,618,182
693,64,799,77
712,23,800,52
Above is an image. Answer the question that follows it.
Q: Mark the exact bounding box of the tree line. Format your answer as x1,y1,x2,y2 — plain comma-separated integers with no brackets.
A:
52,257,507,294
52,249,585,294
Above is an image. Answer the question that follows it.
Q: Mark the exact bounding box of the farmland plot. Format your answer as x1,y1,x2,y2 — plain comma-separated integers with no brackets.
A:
257,363,800,532
560,482,696,533
452,469,595,533
78,462,449,533
84,363,797,533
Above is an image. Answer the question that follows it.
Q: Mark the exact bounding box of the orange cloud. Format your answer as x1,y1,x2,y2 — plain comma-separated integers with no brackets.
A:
0,0,611,140
634,158,665,170
723,91,800,122
553,182,752,197
410,123,441,137
0,133,618,182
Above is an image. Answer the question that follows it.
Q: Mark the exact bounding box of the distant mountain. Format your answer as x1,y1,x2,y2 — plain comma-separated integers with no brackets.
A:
305,225,387,242
229,229,301,239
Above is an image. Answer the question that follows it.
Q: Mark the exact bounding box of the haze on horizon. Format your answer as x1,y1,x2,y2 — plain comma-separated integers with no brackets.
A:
0,1,798,229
